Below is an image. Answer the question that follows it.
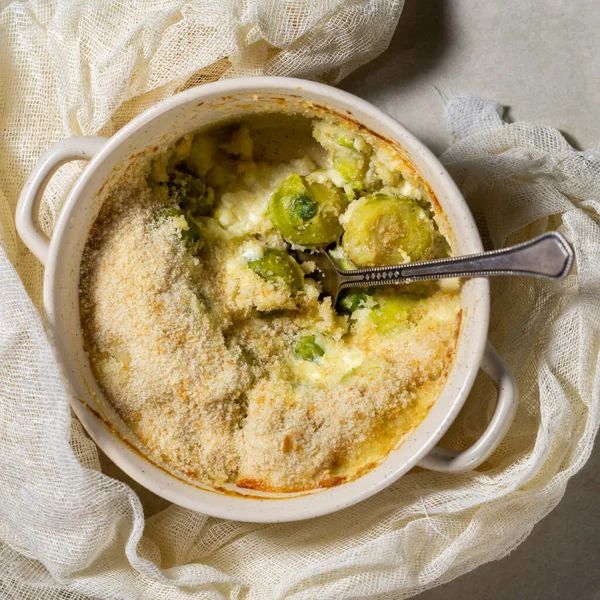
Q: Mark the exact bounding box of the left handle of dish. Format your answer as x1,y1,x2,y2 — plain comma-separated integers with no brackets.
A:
16,136,108,266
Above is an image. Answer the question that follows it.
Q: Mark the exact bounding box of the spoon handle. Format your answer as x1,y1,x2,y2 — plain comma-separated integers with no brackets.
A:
338,232,574,289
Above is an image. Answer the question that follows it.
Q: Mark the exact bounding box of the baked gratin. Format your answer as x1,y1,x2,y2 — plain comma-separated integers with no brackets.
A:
79,115,462,492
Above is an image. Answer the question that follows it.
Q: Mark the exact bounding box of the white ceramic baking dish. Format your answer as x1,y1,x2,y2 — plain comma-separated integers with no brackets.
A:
16,77,517,522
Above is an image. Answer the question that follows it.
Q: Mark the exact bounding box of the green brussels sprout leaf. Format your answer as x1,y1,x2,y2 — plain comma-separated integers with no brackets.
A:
294,334,325,361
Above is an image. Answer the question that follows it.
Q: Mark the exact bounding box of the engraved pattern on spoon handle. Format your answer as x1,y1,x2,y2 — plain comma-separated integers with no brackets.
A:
337,232,574,289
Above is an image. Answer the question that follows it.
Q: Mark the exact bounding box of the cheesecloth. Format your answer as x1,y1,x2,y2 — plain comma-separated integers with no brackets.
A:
1,1,600,598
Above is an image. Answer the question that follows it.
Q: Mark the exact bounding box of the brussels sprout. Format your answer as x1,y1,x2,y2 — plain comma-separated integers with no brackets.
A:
167,170,215,216
157,207,201,246
370,294,422,334
269,174,344,246
248,248,304,289
342,194,435,267
294,335,325,361
332,152,368,191
186,133,216,177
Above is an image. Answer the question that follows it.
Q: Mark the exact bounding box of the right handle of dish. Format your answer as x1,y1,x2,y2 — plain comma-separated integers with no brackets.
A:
418,341,518,473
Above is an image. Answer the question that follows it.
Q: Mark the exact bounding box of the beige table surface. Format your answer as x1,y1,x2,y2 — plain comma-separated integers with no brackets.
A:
100,1,599,598
341,1,600,599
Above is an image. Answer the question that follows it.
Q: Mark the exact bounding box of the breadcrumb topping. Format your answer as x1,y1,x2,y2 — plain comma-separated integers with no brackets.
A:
79,117,461,492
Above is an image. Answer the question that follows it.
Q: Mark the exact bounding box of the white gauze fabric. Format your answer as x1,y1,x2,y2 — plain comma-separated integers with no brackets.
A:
1,1,600,597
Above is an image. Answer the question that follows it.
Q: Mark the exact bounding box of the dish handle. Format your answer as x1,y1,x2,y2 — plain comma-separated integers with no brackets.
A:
16,136,108,265
418,341,518,472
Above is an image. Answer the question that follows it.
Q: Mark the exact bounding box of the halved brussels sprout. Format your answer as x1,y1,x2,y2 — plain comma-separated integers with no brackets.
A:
248,248,304,289
342,194,435,266
370,294,423,334
167,170,215,216
294,334,325,361
269,174,344,246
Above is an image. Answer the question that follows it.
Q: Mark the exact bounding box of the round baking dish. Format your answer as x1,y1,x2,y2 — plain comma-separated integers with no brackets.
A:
16,77,517,522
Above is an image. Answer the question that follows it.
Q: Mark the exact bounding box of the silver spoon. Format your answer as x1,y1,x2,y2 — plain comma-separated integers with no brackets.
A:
294,232,574,305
